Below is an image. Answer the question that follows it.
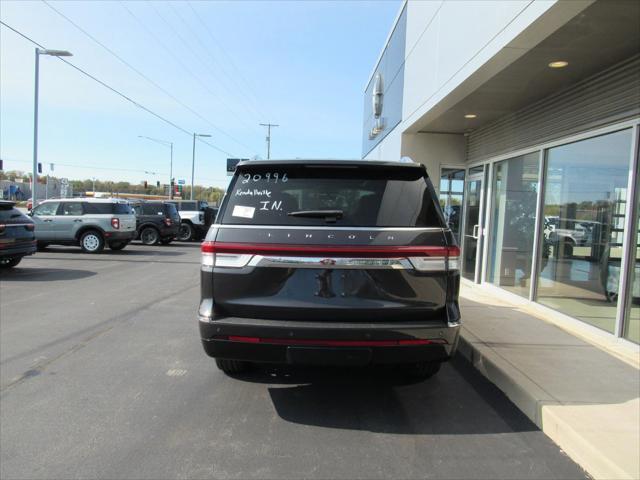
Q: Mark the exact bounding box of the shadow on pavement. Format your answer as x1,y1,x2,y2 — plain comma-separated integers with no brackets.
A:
40,247,186,257
232,357,537,435
0,267,97,281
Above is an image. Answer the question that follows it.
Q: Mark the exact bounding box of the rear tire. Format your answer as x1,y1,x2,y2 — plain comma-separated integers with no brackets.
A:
178,223,194,242
140,227,160,246
0,257,21,268
80,230,105,254
215,358,249,374
402,361,441,379
108,241,127,251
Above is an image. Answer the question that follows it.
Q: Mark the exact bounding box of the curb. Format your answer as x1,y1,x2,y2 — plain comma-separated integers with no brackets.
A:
457,329,637,480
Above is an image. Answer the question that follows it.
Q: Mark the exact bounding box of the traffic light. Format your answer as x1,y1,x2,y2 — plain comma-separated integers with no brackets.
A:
156,181,160,188
0,159,3,171
37,163,42,174
144,180,148,189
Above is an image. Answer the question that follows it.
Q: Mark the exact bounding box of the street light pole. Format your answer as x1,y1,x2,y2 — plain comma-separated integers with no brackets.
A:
191,133,211,201
32,48,72,206
32,48,40,204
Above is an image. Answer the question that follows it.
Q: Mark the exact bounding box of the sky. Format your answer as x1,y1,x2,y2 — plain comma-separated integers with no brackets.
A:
0,0,400,190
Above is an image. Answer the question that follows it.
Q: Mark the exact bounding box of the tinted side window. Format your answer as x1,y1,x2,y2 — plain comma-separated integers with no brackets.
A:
221,166,444,227
142,204,163,215
33,202,60,216
164,203,178,216
60,202,83,216
179,202,197,211
84,203,112,214
113,203,133,214
0,207,24,221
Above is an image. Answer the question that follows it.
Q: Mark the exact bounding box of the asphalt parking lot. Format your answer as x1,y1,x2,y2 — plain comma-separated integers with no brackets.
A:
0,243,587,480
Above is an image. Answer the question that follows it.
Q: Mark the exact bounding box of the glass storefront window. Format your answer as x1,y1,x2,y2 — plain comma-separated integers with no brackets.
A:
536,129,633,334
624,160,639,344
439,168,465,243
487,153,540,298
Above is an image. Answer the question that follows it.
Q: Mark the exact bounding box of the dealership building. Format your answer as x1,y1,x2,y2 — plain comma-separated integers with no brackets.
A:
363,0,640,345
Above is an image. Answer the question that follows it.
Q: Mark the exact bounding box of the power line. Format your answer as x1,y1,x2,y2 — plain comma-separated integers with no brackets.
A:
144,1,263,139
0,20,235,158
42,0,256,157
186,1,268,120
168,1,265,123
2,158,167,175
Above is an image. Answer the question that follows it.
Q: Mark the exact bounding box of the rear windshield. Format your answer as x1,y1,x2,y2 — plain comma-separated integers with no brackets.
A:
84,202,132,214
220,165,445,227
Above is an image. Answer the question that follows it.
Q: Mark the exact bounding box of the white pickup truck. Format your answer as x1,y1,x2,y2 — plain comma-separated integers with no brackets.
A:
167,200,218,241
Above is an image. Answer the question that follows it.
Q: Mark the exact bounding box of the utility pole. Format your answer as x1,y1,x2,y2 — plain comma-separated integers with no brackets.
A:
191,133,212,200
260,123,279,160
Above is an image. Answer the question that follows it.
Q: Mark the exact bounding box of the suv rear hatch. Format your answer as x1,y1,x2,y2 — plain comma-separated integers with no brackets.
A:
111,202,136,231
202,161,459,324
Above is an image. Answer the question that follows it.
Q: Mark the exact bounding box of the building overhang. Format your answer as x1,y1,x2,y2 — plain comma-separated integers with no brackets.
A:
407,0,640,135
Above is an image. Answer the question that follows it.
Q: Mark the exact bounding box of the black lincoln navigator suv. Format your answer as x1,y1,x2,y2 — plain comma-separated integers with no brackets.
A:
199,160,461,379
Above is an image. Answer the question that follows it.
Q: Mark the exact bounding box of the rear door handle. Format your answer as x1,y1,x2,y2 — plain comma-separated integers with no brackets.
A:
43,219,53,222
74,219,83,222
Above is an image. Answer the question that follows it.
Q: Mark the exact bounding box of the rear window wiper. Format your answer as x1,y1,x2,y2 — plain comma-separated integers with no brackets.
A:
288,209,344,223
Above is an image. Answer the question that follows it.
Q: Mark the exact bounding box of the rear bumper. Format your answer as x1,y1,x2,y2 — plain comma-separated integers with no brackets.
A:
161,225,180,238
199,316,460,366
0,240,37,259
104,230,136,241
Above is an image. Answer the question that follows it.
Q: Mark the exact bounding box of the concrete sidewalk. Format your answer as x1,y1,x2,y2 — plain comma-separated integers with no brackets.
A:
458,282,640,480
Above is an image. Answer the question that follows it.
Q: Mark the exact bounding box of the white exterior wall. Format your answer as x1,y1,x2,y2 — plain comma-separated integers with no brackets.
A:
364,0,575,169
401,133,466,191
401,0,557,128
363,127,403,161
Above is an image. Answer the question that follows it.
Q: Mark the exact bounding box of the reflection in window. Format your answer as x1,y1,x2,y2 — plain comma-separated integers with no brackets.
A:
536,130,633,334
624,166,640,344
487,153,540,298
439,168,465,243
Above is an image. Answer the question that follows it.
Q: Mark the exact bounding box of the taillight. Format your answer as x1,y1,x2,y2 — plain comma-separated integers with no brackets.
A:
201,241,460,271
163,218,172,227
111,218,120,229
201,241,252,269
25,224,35,231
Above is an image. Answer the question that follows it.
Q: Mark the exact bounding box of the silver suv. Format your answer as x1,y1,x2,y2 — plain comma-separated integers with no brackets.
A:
30,198,137,253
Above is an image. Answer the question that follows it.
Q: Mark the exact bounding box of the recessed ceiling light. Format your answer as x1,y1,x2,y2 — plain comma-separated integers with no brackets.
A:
548,61,569,68
464,114,477,119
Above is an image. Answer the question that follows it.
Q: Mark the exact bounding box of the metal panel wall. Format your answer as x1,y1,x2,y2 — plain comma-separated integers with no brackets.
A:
467,55,640,163
362,5,407,158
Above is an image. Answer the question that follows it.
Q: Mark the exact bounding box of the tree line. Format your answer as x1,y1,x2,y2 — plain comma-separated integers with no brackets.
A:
0,170,225,204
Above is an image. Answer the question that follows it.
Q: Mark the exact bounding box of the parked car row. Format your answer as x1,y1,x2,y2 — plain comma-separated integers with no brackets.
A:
0,197,218,268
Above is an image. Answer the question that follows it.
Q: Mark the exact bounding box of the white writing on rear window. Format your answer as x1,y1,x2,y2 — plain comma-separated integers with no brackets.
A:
241,172,288,184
